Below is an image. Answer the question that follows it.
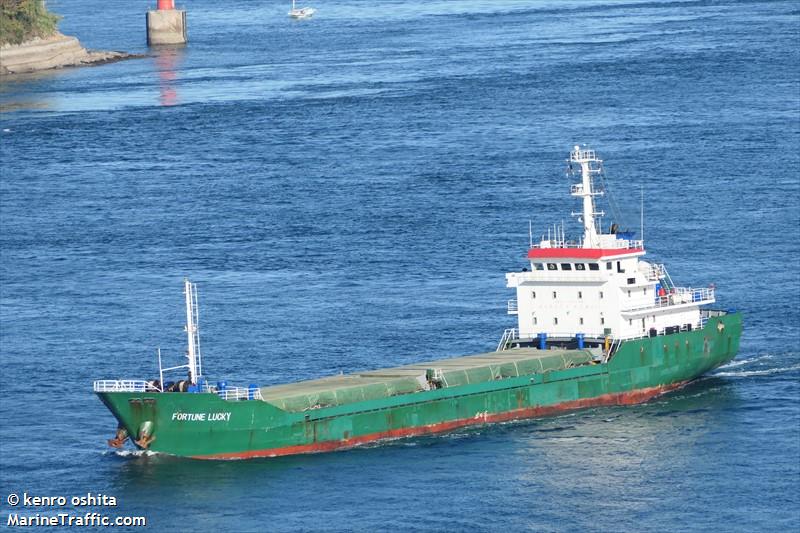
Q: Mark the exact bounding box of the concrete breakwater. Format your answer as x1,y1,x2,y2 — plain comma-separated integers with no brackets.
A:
0,33,138,75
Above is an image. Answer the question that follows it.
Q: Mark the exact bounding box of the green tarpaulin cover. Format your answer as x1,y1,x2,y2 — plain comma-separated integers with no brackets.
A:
260,348,593,412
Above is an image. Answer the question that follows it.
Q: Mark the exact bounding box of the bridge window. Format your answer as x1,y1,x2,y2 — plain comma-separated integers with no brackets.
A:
606,262,612,270
589,263,600,271
627,277,636,285
547,263,558,271
561,263,572,271
534,263,544,271
575,263,586,270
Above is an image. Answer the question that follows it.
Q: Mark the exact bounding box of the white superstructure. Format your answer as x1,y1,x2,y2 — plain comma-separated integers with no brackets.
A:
505,146,714,344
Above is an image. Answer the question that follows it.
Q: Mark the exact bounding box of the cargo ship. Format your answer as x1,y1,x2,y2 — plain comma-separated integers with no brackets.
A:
95,145,742,459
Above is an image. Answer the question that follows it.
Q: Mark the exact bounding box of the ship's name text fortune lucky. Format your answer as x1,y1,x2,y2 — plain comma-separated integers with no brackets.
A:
171,412,231,422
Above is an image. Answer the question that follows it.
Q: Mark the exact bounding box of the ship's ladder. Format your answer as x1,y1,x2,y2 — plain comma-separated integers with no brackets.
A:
660,265,677,291
602,337,622,363
496,328,518,352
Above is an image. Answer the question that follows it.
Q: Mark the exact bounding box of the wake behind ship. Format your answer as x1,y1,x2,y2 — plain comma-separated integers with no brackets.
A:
95,146,742,459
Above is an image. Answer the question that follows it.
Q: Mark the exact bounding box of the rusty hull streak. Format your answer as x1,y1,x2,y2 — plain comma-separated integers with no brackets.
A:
193,380,688,460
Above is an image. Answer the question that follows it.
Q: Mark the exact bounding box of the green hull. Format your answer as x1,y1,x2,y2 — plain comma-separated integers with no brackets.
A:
97,313,741,459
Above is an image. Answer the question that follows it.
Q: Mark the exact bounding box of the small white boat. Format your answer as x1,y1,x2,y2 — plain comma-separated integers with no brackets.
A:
288,0,315,18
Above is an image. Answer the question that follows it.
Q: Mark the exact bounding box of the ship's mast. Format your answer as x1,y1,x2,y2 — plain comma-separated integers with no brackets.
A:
183,278,201,384
570,145,605,248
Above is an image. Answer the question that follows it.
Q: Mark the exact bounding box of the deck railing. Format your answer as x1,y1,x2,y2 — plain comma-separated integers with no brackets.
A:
571,148,597,161
211,385,263,401
507,299,518,314
497,318,710,348
641,263,666,281
530,239,643,250
93,379,262,400
93,380,153,392
623,287,714,313
611,320,707,342
197,382,263,400
496,328,518,352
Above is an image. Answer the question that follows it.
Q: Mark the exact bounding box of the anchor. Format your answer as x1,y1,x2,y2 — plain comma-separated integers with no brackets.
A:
134,434,156,449
134,421,155,449
107,426,129,448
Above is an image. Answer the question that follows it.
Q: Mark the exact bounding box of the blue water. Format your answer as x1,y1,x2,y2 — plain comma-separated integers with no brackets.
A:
1,0,798,530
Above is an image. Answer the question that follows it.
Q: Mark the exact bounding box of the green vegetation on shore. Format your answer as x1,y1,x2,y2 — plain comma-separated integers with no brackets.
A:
0,0,60,45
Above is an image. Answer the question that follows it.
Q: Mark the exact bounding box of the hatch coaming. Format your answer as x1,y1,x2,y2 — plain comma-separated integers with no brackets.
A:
259,348,595,413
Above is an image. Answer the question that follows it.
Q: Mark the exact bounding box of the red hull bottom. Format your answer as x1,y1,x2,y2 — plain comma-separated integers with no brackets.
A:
194,380,689,460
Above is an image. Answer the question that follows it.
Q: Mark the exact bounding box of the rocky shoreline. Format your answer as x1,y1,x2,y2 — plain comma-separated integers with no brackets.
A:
0,33,141,76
